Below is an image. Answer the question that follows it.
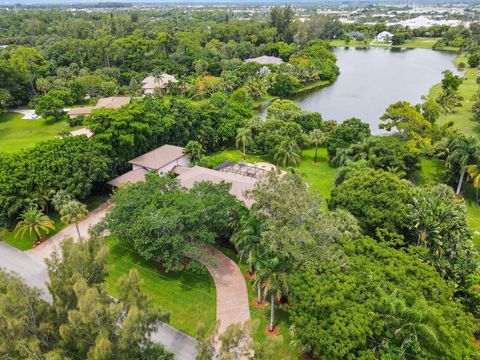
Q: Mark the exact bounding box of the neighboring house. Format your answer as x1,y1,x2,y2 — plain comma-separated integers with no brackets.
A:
349,31,363,39
377,31,394,42
142,74,178,95
244,55,284,65
67,96,131,118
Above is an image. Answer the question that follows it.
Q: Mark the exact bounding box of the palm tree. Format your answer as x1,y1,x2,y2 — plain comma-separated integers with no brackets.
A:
183,140,205,164
231,217,266,304
59,200,88,238
273,140,301,167
15,207,55,246
446,135,480,194
466,164,480,203
254,254,289,332
235,128,252,161
309,129,325,164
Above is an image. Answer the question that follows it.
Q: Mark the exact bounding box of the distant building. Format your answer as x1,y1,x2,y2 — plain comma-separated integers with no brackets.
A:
70,128,93,138
349,31,363,39
390,16,468,30
142,74,178,95
67,96,131,118
377,31,394,42
244,56,284,65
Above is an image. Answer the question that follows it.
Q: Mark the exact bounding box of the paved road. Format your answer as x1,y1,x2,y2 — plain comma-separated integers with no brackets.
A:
0,241,51,302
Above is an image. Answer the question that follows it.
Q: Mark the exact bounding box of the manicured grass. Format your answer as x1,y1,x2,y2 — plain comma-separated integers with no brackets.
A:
208,147,337,199
105,236,216,337
428,55,480,136
330,37,446,50
220,246,297,359
1,193,110,251
0,112,74,153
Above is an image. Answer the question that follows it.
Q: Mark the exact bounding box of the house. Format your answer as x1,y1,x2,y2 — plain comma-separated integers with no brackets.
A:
107,144,190,188
128,144,189,173
67,96,131,118
70,128,93,138
349,31,363,39
244,56,284,65
142,74,178,95
377,31,393,42
176,165,257,206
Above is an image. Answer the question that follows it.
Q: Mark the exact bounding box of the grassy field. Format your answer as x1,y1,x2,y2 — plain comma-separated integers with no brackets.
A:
0,112,74,153
220,246,298,359
1,193,110,251
330,37,446,50
208,147,337,199
428,55,480,136
105,236,216,337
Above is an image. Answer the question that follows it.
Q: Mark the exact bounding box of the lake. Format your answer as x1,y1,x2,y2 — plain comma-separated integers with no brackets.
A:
261,47,458,134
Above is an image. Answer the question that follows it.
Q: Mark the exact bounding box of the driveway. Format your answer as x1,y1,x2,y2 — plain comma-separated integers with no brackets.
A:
27,200,112,261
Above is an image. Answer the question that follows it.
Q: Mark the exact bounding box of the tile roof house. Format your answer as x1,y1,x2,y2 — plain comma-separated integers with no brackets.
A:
244,55,284,65
107,145,190,188
142,74,178,95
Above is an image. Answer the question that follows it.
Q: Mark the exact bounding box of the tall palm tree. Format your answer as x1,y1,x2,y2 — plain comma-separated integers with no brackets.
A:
446,135,480,194
254,254,289,332
309,129,325,164
466,164,480,203
235,128,252,161
232,217,266,304
273,140,301,167
15,207,55,246
59,200,88,238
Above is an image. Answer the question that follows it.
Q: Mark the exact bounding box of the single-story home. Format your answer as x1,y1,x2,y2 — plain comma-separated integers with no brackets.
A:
244,55,284,65
377,31,394,42
128,144,189,173
107,144,190,187
142,74,178,95
349,31,363,39
67,96,131,118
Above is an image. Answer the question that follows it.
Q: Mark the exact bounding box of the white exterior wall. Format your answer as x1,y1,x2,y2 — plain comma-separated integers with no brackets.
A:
157,156,190,174
143,88,155,95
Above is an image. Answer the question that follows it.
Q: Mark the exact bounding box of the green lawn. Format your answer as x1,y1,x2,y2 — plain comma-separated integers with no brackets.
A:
208,147,337,199
428,55,480,136
330,37,446,50
0,112,75,153
105,236,216,337
220,246,297,359
1,193,110,251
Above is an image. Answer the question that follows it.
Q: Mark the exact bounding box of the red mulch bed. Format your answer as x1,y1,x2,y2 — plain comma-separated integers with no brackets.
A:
253,298,268,308
245,271,256,280
301,354,314,360
264,324,280,336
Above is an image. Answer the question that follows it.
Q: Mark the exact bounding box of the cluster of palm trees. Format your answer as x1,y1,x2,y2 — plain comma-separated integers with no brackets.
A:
14,190,89,247
235,127,325,167
232,216,288,333
438,131,480,196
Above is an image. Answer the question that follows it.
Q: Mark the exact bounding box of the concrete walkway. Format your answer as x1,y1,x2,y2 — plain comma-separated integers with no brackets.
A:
202,248,250,335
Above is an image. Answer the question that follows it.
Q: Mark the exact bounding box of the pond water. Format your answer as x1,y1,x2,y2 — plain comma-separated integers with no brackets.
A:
260,47,459,134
